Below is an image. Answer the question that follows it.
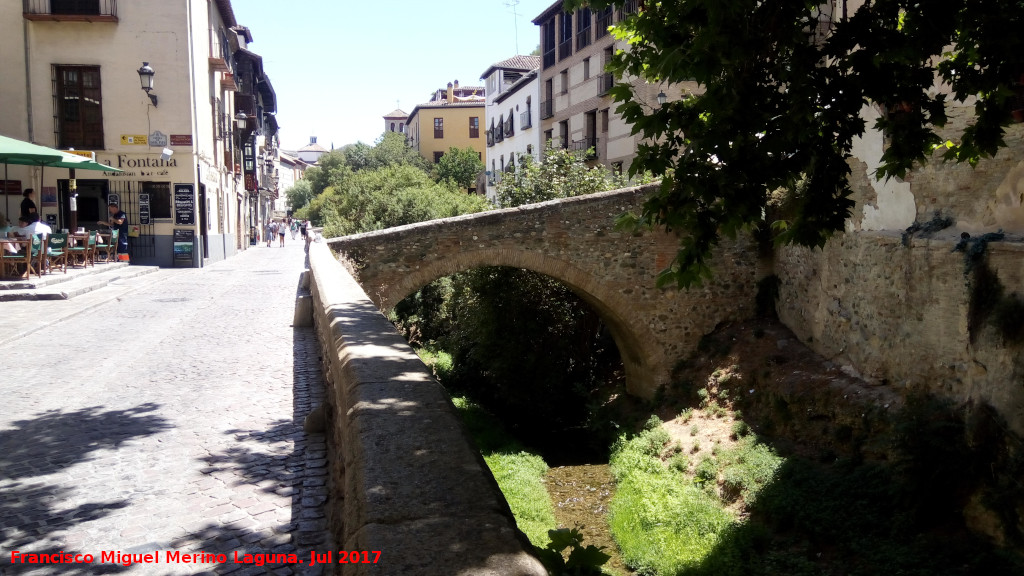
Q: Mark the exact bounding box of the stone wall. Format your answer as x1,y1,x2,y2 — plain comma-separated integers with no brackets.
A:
776,232,1024,436
305,243,546,576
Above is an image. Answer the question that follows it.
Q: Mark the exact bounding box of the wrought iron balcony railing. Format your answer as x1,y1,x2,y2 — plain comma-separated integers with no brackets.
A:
541,100,554,120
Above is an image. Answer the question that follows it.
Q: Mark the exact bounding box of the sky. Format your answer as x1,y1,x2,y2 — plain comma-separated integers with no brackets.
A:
232,0,559,152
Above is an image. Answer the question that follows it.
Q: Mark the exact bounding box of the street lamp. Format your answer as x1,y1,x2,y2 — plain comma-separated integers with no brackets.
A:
137,62,158,106
656,91,667,105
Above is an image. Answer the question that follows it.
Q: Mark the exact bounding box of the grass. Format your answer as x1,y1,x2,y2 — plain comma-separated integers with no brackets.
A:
451,396,557,548
607,426,736,576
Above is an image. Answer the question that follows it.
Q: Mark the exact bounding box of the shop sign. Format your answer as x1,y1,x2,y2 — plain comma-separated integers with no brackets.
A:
170,134,193,146
121,135,148,145
174,184,195,225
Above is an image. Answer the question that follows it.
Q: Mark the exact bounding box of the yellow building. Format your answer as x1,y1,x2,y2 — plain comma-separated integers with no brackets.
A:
405,81,486,170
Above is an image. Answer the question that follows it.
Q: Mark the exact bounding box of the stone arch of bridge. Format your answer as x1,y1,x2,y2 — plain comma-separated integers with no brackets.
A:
365,248,663,397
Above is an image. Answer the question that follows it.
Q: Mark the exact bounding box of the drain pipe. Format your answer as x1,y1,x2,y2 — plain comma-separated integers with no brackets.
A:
23,18,34,143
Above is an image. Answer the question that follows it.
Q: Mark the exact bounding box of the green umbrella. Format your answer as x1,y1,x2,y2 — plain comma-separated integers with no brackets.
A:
0,134,121,220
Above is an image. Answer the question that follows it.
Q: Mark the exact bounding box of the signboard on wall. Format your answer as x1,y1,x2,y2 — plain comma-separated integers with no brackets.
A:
243,140,257,192
139,193,151,225
1,180,22,195
173,229,195,263
149,131,168,147
170,134,193,146
41,187,57,207
174,184,195,225
121,135,148,145
107,193,120,208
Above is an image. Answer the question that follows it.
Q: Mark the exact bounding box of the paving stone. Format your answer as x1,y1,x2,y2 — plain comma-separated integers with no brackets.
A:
0,243,329,575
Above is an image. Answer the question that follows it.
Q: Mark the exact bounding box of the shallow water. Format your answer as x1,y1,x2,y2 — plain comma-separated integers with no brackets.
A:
545,463,632,575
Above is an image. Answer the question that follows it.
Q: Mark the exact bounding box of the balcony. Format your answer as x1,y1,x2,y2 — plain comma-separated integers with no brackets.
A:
558,39,573,61
572,137,598,160
23,0,117,22
495,126,504,143
486,130,495,148
504,118,514,138
576,27,592,51
210,33,232,73
520,111,532,130
542,47,556,70
595,9,612,38
599,73,615,95
618,0,639,20
541,100,554,120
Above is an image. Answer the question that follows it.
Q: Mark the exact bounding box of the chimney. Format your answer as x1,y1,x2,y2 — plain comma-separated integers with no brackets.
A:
454,79,460,92
447,81,454,103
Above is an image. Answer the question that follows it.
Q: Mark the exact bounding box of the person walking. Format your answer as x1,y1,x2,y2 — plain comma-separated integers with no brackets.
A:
290,218,298,240
266,220,276,248
278,219,286,247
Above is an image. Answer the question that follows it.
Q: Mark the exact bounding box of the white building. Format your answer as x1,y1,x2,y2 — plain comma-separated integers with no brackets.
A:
383,109,408,135
0,0,278,266
298,137,329,164
480,56,542,202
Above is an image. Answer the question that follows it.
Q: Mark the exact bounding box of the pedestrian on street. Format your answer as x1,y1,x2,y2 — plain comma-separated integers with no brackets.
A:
290,218,298,240
266,220,277,247
20,189,39,224
278,219,286,247
300,219,308,245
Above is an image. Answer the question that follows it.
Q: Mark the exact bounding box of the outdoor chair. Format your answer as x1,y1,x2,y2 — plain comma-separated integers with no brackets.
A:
67,231,97,268
1,236,41,279
46,233,69,274
95,229,118,263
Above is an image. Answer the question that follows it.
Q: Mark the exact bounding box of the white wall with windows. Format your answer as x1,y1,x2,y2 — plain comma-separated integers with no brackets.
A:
483,72,542,202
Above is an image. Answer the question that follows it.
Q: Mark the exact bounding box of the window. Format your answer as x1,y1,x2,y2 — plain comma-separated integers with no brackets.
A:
399,122,404,132
583,58,590,80
544,130,554,147
470,116,480,138
576,7,592,50
559,11,573,60
433,151,444,163
600,108,610,132
542,19,557,69
559,120,569,148
560,70,569,94
51,0,101,15
595,6,613,38
433,117,444,138
143,182,172,219
53,65,104,150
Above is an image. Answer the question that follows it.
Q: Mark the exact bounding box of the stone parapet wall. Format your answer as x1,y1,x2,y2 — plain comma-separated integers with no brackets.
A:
776,232,1024,435
305,243,546,576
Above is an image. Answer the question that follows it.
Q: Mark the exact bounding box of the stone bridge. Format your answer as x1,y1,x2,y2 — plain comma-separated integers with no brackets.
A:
327,185,761,397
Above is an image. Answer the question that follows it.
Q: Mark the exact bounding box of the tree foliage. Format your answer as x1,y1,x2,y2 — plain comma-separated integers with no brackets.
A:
571,0,1024,286
435,146,485,189
495,146,640,208
284,180,315,212
299,164,488,237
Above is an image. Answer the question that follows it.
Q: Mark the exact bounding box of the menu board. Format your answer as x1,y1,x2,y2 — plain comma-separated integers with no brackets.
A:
174,184,195,225
139,193,151,225
173,228,195,263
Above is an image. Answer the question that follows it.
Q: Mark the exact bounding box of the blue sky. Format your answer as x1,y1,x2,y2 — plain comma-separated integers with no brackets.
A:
232,0,558,152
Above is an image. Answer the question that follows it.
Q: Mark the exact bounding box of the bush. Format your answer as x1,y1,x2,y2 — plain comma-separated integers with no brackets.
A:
731,421,751,439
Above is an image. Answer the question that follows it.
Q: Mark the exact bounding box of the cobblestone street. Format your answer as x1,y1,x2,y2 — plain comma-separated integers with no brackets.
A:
0,242,330,575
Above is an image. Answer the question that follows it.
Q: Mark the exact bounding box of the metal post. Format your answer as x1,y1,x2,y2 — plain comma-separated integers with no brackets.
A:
68,167,77,232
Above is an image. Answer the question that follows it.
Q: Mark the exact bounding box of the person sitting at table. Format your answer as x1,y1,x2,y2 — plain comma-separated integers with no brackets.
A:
0,212,19,254
16,216,51,239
